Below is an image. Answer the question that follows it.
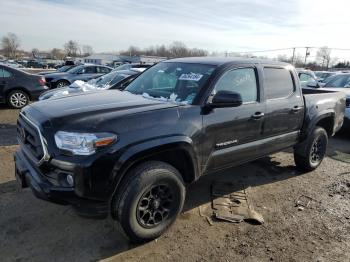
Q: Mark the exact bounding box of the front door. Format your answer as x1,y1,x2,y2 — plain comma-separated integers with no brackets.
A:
202,66,265,173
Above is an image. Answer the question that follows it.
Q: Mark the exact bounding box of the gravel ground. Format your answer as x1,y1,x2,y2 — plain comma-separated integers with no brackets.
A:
0,108,349,262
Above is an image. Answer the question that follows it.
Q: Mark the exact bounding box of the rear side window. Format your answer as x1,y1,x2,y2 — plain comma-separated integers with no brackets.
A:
97,67,111,74
83,66,96,74
214,68,258,103
264,68,294,99
0,68,12,78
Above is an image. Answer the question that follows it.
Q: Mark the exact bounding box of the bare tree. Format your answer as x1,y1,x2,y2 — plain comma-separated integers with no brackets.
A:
31,48,39,58
169,41,188,57
316,46,332,69
82,45,94,56
51,48,65,60
1,32,21,58
64,40,79,57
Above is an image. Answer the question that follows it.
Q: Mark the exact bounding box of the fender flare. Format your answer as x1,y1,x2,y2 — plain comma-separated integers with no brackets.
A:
108,135,199,198
302,110,335,140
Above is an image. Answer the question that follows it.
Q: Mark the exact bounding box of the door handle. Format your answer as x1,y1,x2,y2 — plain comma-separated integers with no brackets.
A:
251,112,265,120
291,106,302,113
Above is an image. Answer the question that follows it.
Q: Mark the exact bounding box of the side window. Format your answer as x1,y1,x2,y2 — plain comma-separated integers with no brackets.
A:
299,73,312,82
264,68,294,99
98,67,111,74
83,66,96,74
0,68,12,78
3,69,12,77
214,68,257,103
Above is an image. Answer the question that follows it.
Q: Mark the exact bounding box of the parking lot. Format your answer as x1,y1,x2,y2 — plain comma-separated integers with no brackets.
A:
0,107,349,262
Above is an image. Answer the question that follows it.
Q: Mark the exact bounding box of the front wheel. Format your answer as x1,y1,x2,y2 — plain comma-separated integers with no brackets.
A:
55,80,70,88
112,161,185,243
294,127,328,172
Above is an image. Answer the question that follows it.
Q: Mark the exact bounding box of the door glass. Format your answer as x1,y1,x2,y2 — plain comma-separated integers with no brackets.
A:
213,68,257,103
264,68,294,99
3,69,12,77
84,66,96,74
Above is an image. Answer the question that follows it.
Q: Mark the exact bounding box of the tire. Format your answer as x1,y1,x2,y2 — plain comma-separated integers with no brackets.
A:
112,161,186,243
294,126,328,172
7,90,29,109
55,80,70,88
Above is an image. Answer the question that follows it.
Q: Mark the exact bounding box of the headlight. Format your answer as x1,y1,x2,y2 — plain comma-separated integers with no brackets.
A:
54,131,117,155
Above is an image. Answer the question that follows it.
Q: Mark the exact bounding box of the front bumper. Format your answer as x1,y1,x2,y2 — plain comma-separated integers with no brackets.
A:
14,149,109,218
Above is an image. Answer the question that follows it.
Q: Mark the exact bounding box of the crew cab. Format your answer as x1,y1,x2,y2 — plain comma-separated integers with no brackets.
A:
14,58,345,243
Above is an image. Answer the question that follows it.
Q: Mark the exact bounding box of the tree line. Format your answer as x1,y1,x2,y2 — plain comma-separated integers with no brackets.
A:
2,32,350,69
0,33,94,60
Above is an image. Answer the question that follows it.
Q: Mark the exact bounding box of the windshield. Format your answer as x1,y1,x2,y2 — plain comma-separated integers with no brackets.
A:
94,71,129,88
67,65,84,74
57,65,71,72
324,75,350,88
114,64,132,71
125,62,216,104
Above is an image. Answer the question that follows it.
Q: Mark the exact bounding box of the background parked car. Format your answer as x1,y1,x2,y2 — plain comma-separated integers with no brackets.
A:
0,64,48,108
43,64,113,88
314,71,337,83
307,73,350,126
296,69,318,87
114,63,152,71
38,65,75,75
39,68,145,100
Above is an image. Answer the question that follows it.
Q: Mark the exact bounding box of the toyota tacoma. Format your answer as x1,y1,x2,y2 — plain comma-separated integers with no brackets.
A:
15,58,345,242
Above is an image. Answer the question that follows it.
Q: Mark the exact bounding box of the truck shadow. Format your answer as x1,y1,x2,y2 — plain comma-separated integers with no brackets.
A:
0,155,305,261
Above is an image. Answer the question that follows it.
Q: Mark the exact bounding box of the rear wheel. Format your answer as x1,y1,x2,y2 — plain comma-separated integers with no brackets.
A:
55,80,70,88
112,161,185,243
294,127,328,171
7,90,29,109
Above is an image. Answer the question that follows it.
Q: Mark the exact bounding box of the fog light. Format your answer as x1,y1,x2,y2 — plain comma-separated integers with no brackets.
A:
66,174,74,186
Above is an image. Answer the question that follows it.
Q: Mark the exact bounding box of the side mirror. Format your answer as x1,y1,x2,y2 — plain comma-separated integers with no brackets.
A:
210,90,243,108
306,79,320,88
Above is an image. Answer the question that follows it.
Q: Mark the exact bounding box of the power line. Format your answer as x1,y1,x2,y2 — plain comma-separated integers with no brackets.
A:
231,46,350,54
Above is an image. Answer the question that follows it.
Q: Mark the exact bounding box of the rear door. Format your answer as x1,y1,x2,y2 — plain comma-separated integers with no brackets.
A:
202,66,266,172
79,66,97,81
259,66,304,155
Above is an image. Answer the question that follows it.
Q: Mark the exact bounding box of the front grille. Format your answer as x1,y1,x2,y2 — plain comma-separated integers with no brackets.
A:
17,114,46,163
346,98,350,108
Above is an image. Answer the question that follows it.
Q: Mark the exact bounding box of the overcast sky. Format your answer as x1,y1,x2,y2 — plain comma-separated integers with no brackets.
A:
1,0,350,57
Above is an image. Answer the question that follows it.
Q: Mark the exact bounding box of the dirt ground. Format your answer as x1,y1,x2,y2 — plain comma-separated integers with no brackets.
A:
0,108,349,262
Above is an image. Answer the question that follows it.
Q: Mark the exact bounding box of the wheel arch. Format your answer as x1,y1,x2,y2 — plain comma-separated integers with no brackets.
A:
303,111,335,140
109,137,199,200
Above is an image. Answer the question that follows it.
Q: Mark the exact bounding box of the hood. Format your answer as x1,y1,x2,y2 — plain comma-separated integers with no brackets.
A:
30,90,180,121
39,81,102,100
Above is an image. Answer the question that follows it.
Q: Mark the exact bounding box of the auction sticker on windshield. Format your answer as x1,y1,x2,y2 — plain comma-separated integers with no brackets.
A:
179,73,203,81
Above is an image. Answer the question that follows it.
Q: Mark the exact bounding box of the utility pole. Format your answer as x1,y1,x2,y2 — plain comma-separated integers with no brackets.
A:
304,47,310,67
291,47,296,65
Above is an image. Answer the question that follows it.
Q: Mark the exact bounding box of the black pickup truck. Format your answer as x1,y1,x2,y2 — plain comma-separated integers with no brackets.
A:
14,58,345,242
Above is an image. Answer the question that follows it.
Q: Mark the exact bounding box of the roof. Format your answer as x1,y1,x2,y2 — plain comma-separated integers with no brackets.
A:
84,54,120,61
165,57,290,66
